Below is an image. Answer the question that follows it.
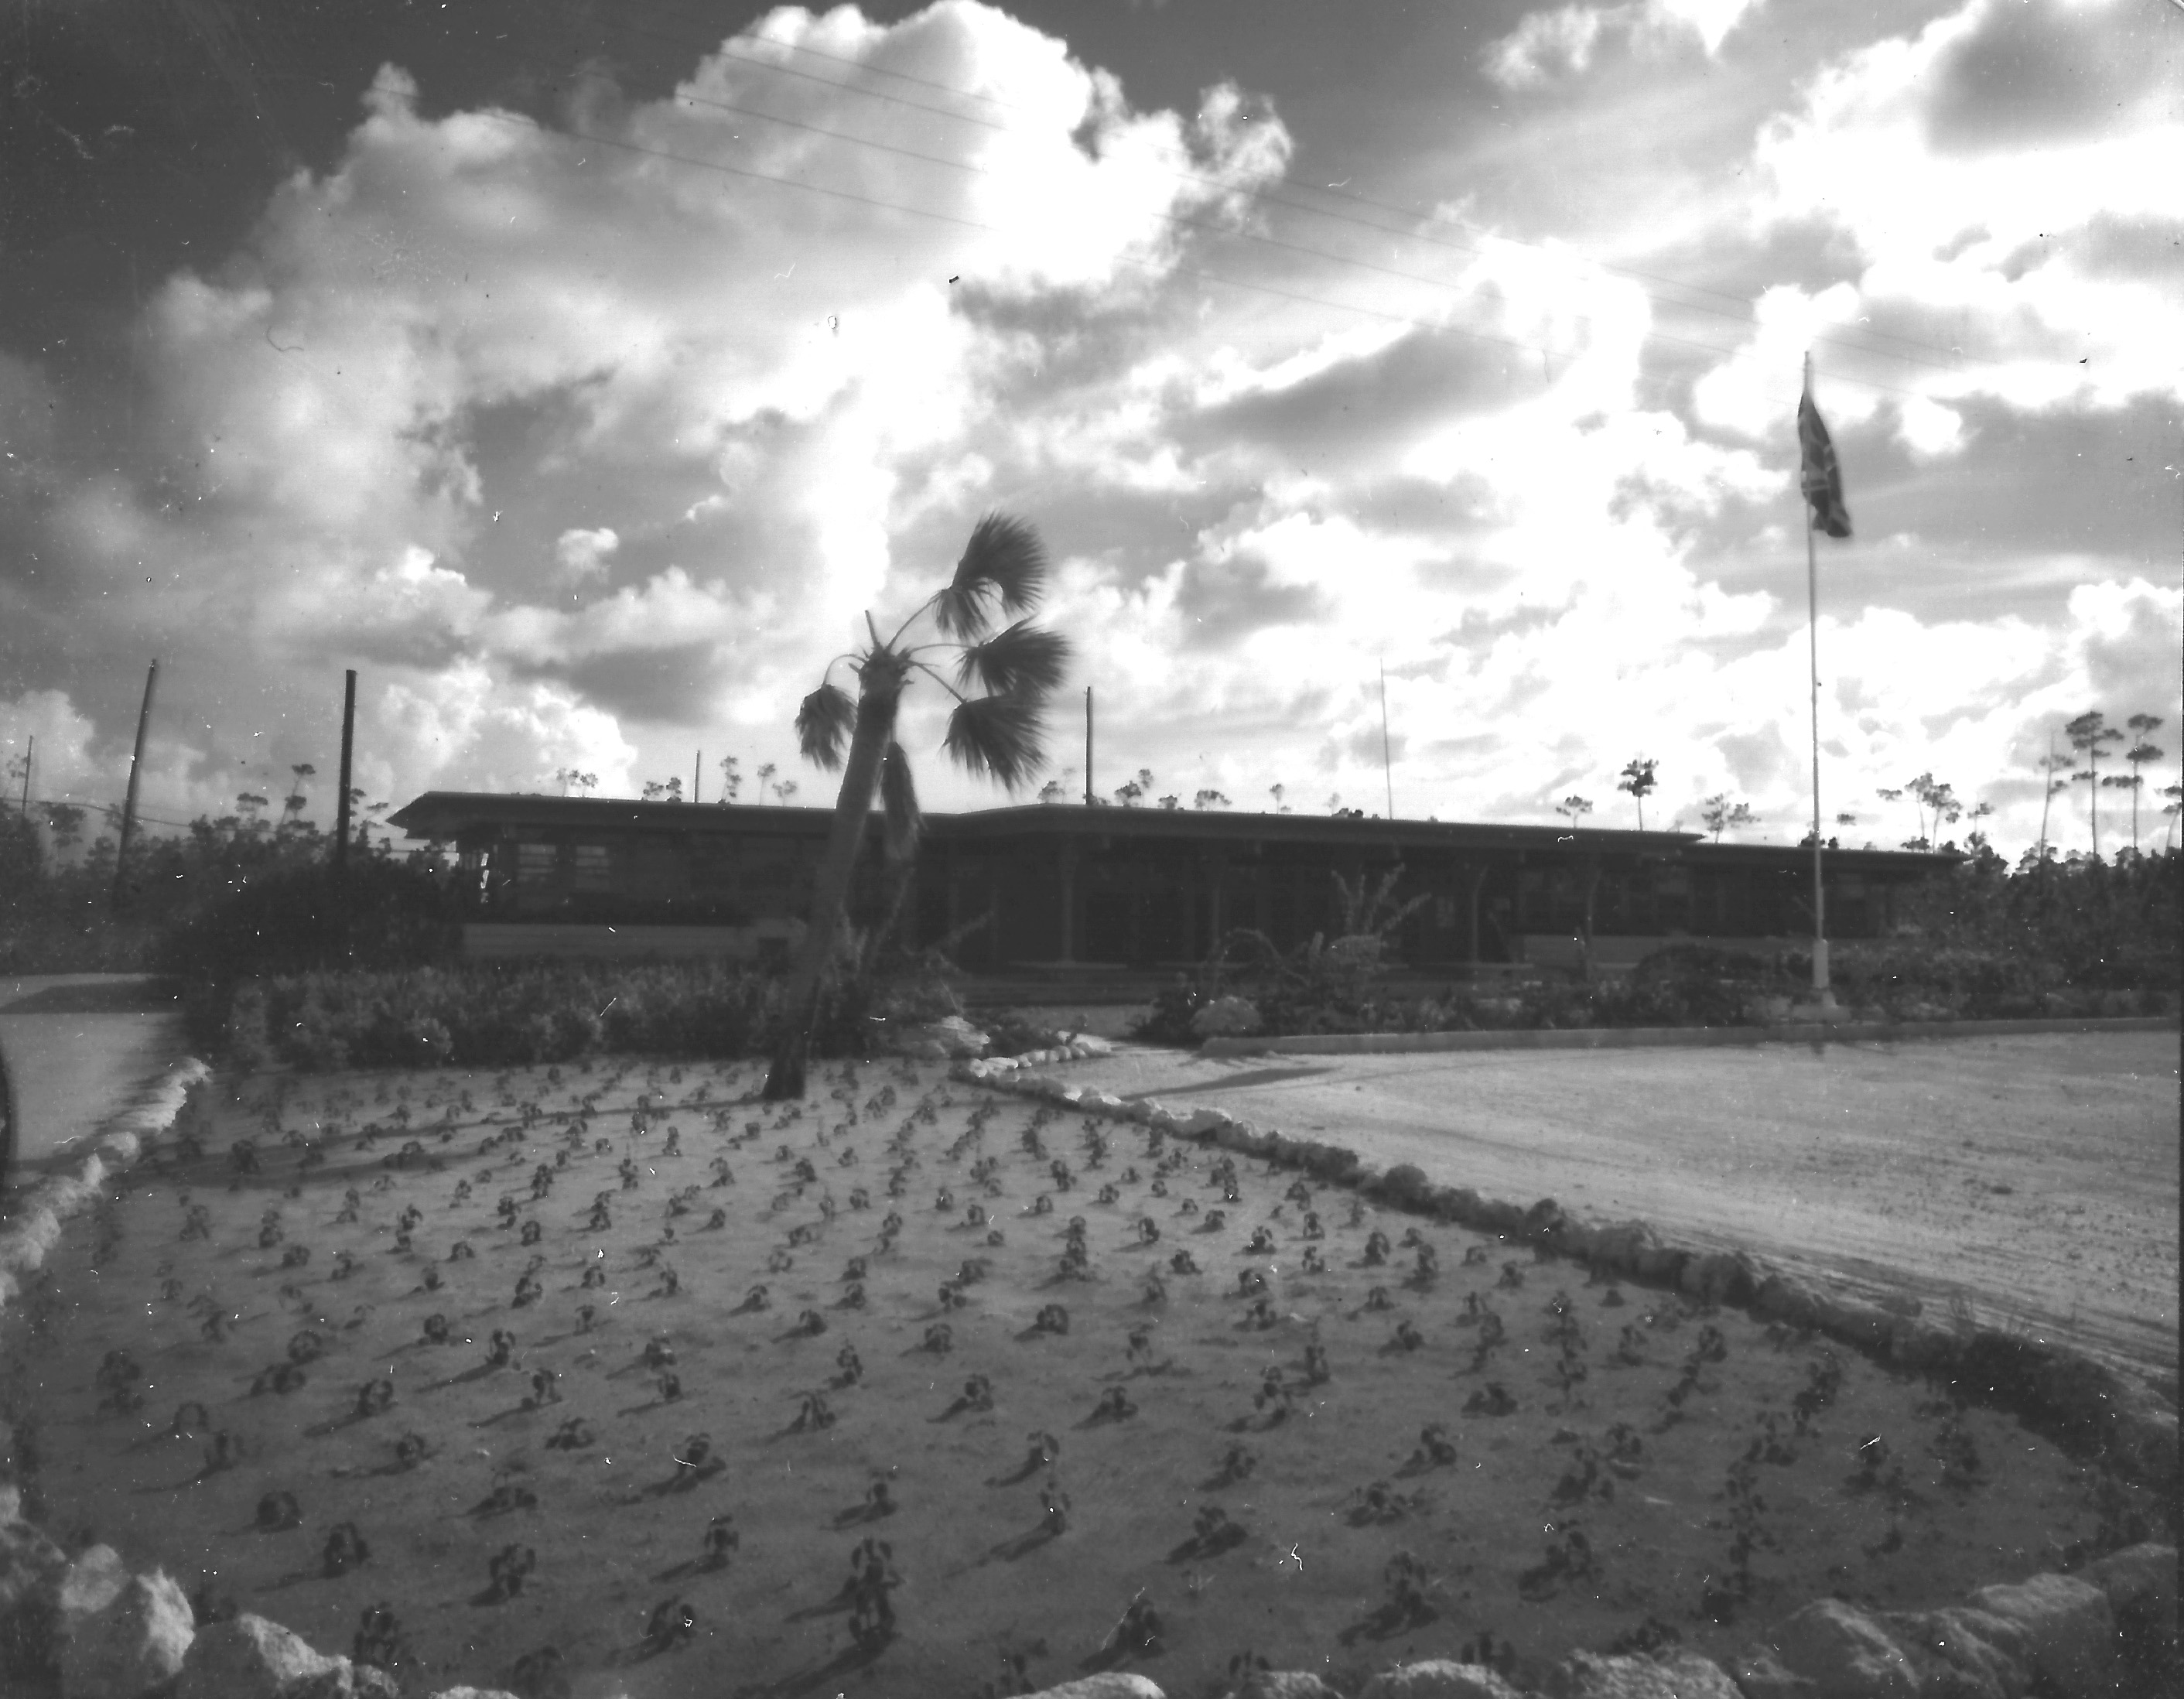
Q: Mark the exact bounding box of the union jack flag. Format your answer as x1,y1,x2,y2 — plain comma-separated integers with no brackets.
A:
1798,378,1852,539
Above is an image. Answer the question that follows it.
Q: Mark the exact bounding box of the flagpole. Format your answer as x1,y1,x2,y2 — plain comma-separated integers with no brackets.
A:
1379,661,1394,819
1803,352,1830,1004
1807,495,1829,999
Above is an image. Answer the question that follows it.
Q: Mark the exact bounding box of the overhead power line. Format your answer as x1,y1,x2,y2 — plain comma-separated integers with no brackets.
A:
590,9,1985,379
401,82,1946,403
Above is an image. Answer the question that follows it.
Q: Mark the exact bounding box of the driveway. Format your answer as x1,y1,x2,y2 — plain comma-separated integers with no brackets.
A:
1056,1031,2180,1387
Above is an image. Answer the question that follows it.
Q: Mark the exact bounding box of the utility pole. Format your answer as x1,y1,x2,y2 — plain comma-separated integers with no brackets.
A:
693,750,701,805
2035,728,2059,867
113,660,158,911
334,669,357,873
1083,686,1094,806
18,733,29,817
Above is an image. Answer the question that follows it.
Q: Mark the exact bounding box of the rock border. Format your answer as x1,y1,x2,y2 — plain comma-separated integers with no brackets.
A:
1199,1013,2179,1058
0,1055,211,1320
953,1050,2179,1699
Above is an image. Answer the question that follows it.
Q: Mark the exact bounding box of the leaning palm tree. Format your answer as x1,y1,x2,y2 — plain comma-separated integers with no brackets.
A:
762,513,1071,1099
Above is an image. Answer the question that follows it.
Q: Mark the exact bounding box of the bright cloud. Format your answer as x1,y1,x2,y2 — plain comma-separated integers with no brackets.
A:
554,528,620,586
4,0,2175,862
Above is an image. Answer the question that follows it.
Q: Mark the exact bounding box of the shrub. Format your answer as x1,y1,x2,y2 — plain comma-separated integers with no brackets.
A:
1191,996,1262,1038
170,860,463,1048
1132,975,1212,1046
213,950,959,1074
1377,1164,1433,1206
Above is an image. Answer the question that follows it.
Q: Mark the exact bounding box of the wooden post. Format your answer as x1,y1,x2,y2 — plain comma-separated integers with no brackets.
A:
17,733,29,816
1083,685,1094,806
112,660,157,911
335,669,357,872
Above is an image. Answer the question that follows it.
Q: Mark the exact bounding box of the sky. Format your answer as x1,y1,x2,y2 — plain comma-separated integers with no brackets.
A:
2,0,2179,860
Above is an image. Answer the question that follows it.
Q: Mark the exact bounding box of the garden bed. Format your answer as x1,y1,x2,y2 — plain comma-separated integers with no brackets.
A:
2,1055,2172,1698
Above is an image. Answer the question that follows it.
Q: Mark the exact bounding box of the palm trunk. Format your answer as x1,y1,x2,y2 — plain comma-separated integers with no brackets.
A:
762,657,905,1099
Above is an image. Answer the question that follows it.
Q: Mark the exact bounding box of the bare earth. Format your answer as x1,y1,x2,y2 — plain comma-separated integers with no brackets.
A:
4,1051,2172,1699
1051,1032,2181,1390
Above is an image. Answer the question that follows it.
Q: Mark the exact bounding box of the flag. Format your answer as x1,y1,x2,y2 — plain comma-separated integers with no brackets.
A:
1798,379,1852,538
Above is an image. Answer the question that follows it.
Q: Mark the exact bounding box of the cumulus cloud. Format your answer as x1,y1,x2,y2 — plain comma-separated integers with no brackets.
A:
5,0,2172,860
1739,0,2182,415
1484,5,1621,89
554,527,620,586
1483,0,1764,89
8,2,1295,819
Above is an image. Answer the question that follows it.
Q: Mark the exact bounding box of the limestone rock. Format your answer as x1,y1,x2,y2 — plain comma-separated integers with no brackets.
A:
59,1568,195,1699
0,1515,67,1615
1021,1675,1166,1699
1875,1605,2032,1699
1588,1221,1665,1277
1678,1249,1756,1305
1753,1273,1825,1328
422,1690,525,1699
901,1016,990,1060
1229,1672,1341,1699
1181,1108,1232,1136
1814,1297,1893,1352
1358,1660,1528,1699
1523,1197,1567,1236
1729,1652,1816,1697
1964,1573,2118,1699
176,1612,395,1699
1543,1649,1744,1697
55,1543,128,1623
0,1513,69,1681
2083,1541,2177,1657
1738,1598,1919,1698
1886,1319,1963,1373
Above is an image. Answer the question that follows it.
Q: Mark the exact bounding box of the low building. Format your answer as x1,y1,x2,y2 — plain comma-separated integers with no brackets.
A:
387,791,1953,977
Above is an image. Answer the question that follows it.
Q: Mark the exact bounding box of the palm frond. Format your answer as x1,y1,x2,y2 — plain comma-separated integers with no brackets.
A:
934,512,1048,639
952,619,1071,697
877,740,922,863
795,682,856,771
943,692,1050,792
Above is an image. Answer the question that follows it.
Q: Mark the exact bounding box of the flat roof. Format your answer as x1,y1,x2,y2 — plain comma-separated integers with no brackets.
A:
388,791,1957,873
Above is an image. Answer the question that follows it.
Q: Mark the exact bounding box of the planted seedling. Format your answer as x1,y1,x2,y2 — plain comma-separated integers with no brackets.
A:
323,1520,371,1578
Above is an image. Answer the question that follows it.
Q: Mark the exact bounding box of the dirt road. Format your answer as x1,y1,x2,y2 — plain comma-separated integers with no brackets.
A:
1055,1031,2180,1389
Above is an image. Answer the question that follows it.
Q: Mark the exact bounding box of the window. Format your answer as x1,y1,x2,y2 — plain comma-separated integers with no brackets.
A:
515,842,559,884
572,844,614,891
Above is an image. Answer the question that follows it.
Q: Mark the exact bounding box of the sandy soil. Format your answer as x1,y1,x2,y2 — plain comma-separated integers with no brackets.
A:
1046,1033,2181,1392
4,1055,2169,1699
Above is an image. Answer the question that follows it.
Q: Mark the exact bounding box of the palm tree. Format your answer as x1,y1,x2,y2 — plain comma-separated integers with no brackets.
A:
762,513,1071,1099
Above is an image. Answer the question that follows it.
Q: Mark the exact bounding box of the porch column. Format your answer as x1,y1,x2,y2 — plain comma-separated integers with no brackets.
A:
1465,863,1490,966
1057,838,1078,962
